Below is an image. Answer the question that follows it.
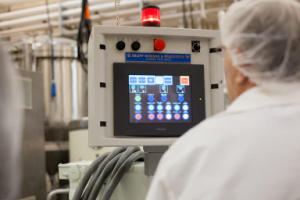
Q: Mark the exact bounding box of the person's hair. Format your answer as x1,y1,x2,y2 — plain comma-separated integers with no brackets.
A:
221,0,300,84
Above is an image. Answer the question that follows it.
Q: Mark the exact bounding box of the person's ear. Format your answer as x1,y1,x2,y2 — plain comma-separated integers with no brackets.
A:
235,70,248,85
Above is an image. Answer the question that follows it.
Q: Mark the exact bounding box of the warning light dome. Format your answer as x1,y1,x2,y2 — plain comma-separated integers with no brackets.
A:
142,6,160,27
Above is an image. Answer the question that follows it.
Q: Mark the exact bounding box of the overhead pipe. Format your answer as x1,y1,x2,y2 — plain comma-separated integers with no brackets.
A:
0,0,112,21
0,0,230,38
0,0,140,28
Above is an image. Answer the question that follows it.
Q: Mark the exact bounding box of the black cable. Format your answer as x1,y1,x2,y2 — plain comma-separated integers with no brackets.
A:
77,0,91,73
189,0,194,29
45,0,55,80
101,151,145,200
81,147,127,200
182,0,188,28
72,152,109,200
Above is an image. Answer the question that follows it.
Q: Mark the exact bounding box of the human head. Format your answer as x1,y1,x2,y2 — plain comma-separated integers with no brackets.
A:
221,0,300,100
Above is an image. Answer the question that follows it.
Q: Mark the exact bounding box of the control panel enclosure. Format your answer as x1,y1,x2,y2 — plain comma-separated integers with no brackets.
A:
88,26,224,147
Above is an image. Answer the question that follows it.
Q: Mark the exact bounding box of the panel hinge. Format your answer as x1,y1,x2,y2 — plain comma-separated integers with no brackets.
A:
100,44,106,50
100,82,106,88
100,121,107,127
209,48,222,53
211,84,219,89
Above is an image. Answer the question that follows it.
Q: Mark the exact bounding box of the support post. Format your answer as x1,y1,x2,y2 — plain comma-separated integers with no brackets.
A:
143,146,168,176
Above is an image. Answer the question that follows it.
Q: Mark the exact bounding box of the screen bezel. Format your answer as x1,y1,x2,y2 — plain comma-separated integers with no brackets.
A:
114,63,205,137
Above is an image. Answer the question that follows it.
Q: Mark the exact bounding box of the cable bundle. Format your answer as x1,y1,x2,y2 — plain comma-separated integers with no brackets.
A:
72,147,144,200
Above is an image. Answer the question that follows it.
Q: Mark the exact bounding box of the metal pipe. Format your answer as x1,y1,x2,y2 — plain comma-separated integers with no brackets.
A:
47,189,70,200
102,7,225,26
0,0,231,38
0,6,226,37
0,0,140,28
0,0,230,28
58,0,63,36
0,0,112,21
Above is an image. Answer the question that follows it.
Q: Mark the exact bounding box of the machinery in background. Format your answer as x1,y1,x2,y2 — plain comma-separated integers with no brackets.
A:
11,37,88,128
68,118,118,162
18,69,47,200
11,37,88,193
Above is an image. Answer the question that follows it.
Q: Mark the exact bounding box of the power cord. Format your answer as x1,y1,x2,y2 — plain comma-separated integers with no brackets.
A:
72,147,145,200
45,0,57,97
77,0,91,73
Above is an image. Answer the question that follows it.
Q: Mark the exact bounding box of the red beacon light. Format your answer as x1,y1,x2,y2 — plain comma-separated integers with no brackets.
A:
142,6,160,27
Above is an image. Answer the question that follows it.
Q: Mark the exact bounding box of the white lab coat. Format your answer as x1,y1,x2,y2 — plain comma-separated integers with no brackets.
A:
146,83,300,200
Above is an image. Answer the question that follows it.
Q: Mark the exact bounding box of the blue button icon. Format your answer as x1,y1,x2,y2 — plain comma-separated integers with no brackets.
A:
138,77,146,84
135,105,142,111
129,76,137,84
161,96,167,102
177,85,185,93
160,85,168,93
148,105,155,111
130,85,137,93
157,105,163,111
147,77,155,84
164,76,173,85
148,96,154,102
138,85,146,93
178,96,184,102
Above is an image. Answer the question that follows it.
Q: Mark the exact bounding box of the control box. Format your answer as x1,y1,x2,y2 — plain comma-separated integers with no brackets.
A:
88,26,224,147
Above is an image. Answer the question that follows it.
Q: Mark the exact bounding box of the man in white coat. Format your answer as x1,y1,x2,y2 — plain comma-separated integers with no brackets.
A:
146,0,300,199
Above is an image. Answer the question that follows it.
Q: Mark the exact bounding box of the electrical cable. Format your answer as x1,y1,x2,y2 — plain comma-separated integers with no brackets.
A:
115,0,120,26
109,146,140,180
189,0,195,29
87,153,123,200
72,152,109,200
72,147,144,200
81,147,127,200
77,0,91,73
45,0,55,80
101,151,145,200
182,0,188,28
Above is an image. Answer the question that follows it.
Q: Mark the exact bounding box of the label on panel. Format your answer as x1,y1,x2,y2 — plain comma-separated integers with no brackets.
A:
125,52,191,63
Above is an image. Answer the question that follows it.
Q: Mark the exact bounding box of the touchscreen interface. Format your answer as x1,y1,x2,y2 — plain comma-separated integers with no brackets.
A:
129,75,192,123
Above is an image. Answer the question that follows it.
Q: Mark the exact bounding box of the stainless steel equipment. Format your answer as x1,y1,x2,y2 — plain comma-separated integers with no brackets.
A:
36,37,88,127
12,37,88,127
18,69,47,200
11,37,88,194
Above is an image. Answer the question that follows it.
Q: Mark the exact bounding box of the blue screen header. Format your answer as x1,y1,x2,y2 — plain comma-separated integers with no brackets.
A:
126,52,191,63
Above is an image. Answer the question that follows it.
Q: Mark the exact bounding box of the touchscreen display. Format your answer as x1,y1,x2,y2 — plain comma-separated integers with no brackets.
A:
129,75,192,123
